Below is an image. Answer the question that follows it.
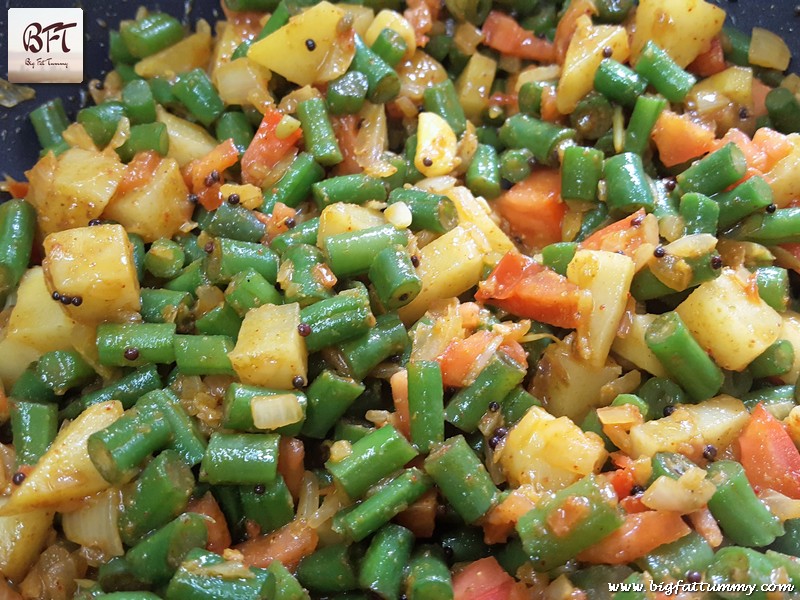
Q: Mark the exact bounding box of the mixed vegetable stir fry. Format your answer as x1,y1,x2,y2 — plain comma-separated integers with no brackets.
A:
2,0,800,597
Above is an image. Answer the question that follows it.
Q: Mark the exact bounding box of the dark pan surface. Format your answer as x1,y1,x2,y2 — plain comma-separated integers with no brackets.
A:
1,0,798,180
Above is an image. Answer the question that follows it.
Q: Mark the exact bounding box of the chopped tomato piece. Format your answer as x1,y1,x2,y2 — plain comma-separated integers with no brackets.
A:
404,0,439,46
577,511,690,565
483,490,536,544
277,437,305,501
751,79,772,119
482,11,556,63
476,252,587,329
183,139,240,210
607,467,636,499
539,84,560,123
438,330,498,388
738,404,800,499
754,127,794,172
117,151,161,196
494,169,565,251
498,340,528,370
186,491,232,553
330,115,362,176
264,202,297,241
453,557,516,600
687,36,726,76
4,177,29,199
619,494,649,514
580,209,653,257
235,520,318,571
651,111,716,168
394,489,437,538
241,109,303,187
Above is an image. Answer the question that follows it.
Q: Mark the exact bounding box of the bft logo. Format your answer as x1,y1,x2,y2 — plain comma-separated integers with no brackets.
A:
8,8,84,83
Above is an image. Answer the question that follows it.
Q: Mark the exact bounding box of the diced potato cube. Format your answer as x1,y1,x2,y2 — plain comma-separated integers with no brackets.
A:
0,401,123,515
446,186,514,258
25,147,125,237
0,507,53,582
778,312,800,385
611,313,668,378
557,17,629,114
675,268,782,371
317,203,386,251
629,406,702,458
764,143,800,208
689,66,754,109
6,267,75,354
248,2,348,86
567,250,635,367
456,52,497,121
103,157,193,243
631,0,725,67
0,338,40,389
134,19,212,79
229,303,308,390
156,105,218,167
682,394,750,450
499,405,607,494
531,334,622,422
43,224,141,324
415,112,459,178
398,225,485,324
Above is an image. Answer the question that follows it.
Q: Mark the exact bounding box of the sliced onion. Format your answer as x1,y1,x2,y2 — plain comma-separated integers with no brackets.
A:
385,201,413,229
597,403,642,427
296,471,320,521
309,489,348,528
463,335,504,386
759,488,800,522
410,298,465,362
62,488,124,559
642,469,715,513
251,394,304,430
664,233,717,258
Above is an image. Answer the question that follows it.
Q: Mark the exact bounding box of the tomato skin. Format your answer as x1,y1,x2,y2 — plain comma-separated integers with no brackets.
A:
738,403,800,499
241,110,302,186
482,12,556,63
494,170,565,252
687,36,726,76
576,511,690,565
476,252,587,329
453,557,515,600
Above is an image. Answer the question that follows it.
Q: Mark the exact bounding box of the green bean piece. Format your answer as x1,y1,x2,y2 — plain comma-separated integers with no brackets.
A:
223,383,307,436
517,474,624,571
96,323,177,367
500,386,541,427
707,460,784,547
120,13,184,58
742,385,796,417
423,79,467,136
263,154,325,210
730,208,800,245
771,519,800,556
326,71,370,115
240,475,295,533
118,450,195,546
195,303,243,339
96,557,145,594
296,544,359,594
542,242,577,276
61,365,162,420
116,122,170,162
439,526,491,563
0,200,35,303
333,468,432,541
499,148,533,184
517,81,545,117
766,87,800,134
29,98,69,150
360,524,415,600
466,144,502,199
109,29,137,64
200,432,280,485
267,560,309,600
445,0,490,23
350,34,401,104
570,92,614,140
755,266,790,312
224,0,280,11
96,592,163,599
324,224,408,278
297,97,344,167
216,111,255,154
499,114,576,166
634,41,697,102
334,419,374,443
172,68,225,128
326,424,418,499
137,389,206,466
303,371,365,439
204,202,266,243
602,152,656,214
765,550,800,589
299,286,375,353
10,401,57,468
122,79,156,125
675,142,747,197
630,251,721,301
369,247,422,310
337,312,408,380
405,547,454,600
165,548,275,600
280,243,334,307
407,360,445,453
707,547,776,598
749,339,795,379
387,188,458,233
624,95,667,155
206,237,279,285
145,239,185,279
127,232,146,283
645,312,723,402
711,175,773,230
173,335,235,376
224,268,282,316
77,101,126,148
271,217,320,254
424,435,499,523
370,28,408,67
720,25,750,66
88,402,173,484
594,59,647,108
149,77,176,106
595,0,634,22
444,351,526,433
35,349,95,395
679,193,719,236
127,513,209,585
561,146,603,202
10,366,55,404
312,173,388,209
176,233,205,263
